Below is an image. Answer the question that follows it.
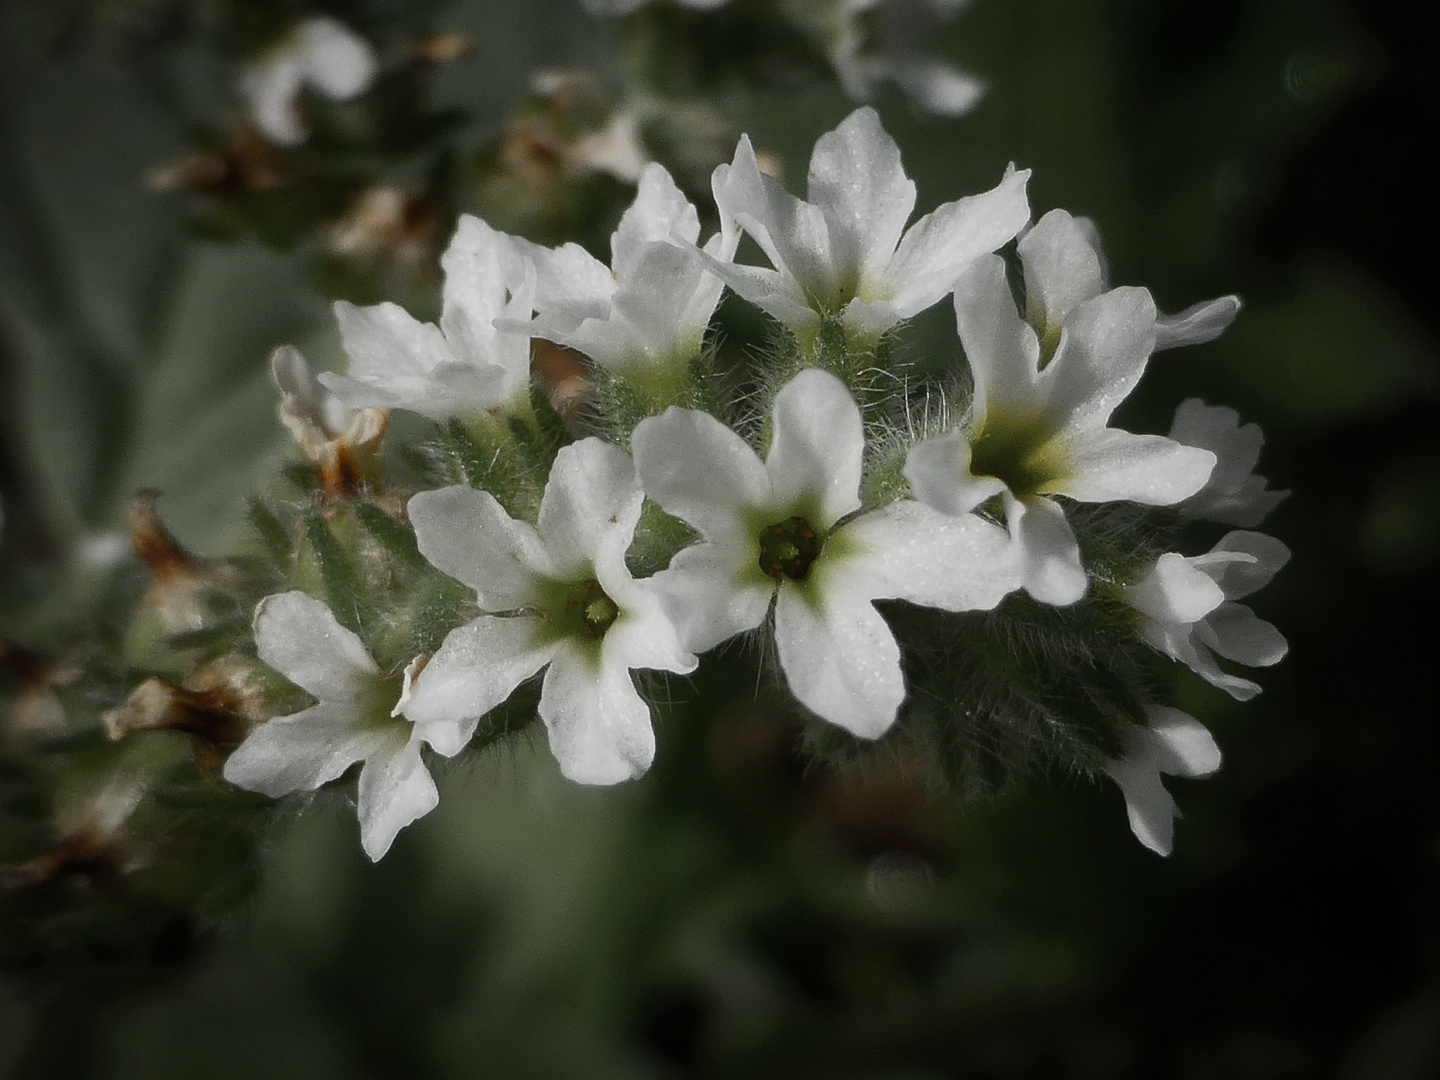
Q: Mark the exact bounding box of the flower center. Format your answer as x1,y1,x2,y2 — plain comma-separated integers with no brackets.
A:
757,516,825,582
556,578,619,639
968,410,1068,498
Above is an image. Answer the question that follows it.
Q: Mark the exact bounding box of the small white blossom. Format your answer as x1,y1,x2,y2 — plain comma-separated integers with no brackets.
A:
511,163,736,381
402,439,696,784
1169,399,1288,527
904,210,1219,606
1122,531,1290,701
223,592,457,861
1102,706,1221,856
239,16,378,147
319,216,537,422
708,106,1030,345
633,368,1019,739
828,0,986,118
271,345,387,488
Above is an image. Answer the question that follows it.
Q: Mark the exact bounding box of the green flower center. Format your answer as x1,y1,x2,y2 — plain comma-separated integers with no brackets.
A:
538,577,620,642
757,516,825,582
967,410,1069,499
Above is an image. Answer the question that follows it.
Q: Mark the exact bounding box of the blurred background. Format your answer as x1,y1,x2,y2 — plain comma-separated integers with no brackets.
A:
1,0,1438,1077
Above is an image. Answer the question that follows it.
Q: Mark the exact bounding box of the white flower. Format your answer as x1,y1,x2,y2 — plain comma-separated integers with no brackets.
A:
271,345,387,491
223,592,457,861
708,106,1031,345
1122,531,1290,701
1169,399,1288,527
319,216,537,421
1102,706,1221,856
512,163,735,386
402,439,696,784
828,0,986,118
239,16,378,147
632,368,1019,738
904,210,1219,607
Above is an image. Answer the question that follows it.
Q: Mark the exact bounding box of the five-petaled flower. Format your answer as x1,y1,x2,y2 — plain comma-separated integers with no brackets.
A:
633,368,1020,738
223,592,458,861
320,215,536,422
708,106,1030,347
904,209,1220,606
401,439,696,784
1122,530,1290,701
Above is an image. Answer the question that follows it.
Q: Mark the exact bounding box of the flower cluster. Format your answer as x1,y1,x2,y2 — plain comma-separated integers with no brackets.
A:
224,107,1287,859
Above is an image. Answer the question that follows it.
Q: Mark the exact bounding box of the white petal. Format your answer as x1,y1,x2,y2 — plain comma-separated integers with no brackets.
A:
522,238,615,319
240,54,306,146
538,644,656,784
1207,531,1291,600
536,439,644,579
296,16,378,101
356,734,438,861
1103,707,1220,856
1017,210,1107,330
765,369,864,527
951,255,1042,418
834,499,1018,612
1124,553,1225,625
439,215,534,406
1005,495,1087,606
1181,637,1263,701
698,256,820,332
773,586,906,740
399,616,555,736
712,135,837,307
599,582,698,678
807,107,917,292
633,407,768,542
903,430,1008,516
330,299,451,382
612,163,701,275
272,344,351,448
891,57,986,117
1171,400,1287,528
223,703,388,797
407,486,551,609
253,591,378,701
882,165,1031,319
1154,295,1241,352
1040,287,1158,434
648,543,773,654
1058,429,1215,506
606,242,715,364
1197,603,1288,668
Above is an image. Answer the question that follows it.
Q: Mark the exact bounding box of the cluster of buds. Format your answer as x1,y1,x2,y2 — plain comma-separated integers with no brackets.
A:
202,106,1287,861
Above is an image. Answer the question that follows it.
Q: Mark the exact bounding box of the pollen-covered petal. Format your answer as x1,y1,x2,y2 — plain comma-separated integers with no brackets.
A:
835,500,1019,612
223,702,388,797
773,586,905,740
1041,287,1158,434
1057,429,1216,506
1125,553,1226,625
1197,603,1288,668
1005,496,1087,606
1154,295,1241,352
766,369,864,527
1103,707,1220,856
633,408,768,542
297,16,378,100
903,430,1008,516
536,439,645,578
807,107,917,288
1017,209,1108,329
253,591,378,700
408,486,551,609
538,644,657,784
952,255,1042,417
648,544,773,654
882,165,1031,319
356,734,438,862
399,616,555,735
